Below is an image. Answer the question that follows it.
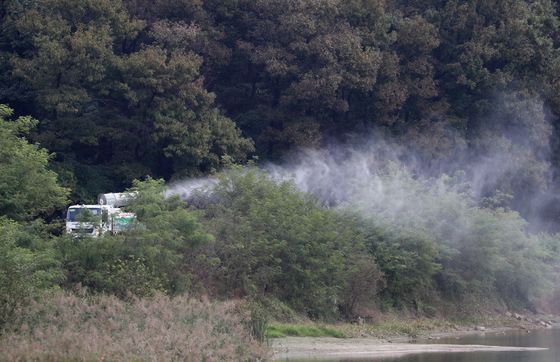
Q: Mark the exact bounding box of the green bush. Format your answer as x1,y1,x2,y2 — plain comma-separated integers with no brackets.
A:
0,219,61,331
203,168,381,319
102,256,165,298
57,178,213,298
247,302,270,343
349,165,552,311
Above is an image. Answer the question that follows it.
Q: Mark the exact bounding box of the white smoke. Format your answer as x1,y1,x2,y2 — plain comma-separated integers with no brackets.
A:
166,92,556,231
165,177,218,199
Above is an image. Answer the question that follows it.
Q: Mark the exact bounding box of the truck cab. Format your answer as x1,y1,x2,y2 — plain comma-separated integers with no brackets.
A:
66,205,136,237
66,193,137,237
66,205,108,237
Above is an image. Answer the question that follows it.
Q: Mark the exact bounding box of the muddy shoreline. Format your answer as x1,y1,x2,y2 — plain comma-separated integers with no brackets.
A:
271,323,559,360
271,336,547,360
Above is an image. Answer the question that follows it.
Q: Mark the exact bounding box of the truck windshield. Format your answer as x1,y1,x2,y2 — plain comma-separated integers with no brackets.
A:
67,208,101,222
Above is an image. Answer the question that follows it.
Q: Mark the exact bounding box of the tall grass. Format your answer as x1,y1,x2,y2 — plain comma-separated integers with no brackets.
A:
0,291,268,361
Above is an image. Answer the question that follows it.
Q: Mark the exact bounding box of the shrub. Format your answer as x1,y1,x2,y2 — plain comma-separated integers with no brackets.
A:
0,219,61,332
203,168,381,319
349,164,551,310
57,178,214,297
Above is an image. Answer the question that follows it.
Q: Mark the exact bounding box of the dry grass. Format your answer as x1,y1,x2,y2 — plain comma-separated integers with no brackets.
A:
0,290,268,361
357,317,453,338
337,315,518,339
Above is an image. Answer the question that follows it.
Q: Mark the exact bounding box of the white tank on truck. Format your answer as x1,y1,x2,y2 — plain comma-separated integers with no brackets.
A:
98,192,137,207
66,192,137,237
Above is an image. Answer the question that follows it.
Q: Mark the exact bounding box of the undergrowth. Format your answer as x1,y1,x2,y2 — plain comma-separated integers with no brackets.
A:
267,323,346,338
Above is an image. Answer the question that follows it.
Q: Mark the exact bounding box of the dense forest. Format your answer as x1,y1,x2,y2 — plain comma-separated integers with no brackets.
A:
2,0,560,210
3,0,560,359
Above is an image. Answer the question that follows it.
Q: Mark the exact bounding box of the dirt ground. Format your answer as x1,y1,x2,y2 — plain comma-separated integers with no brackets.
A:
271,336,547,360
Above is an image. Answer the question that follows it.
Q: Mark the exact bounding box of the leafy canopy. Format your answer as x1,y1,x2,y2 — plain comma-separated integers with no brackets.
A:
0,104,69,221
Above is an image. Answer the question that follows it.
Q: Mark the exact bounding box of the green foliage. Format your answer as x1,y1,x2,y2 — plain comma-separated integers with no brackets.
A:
246,302,270,343
126,178,215,293
102,256,165,298
5,0,252,199
339,252,384,318
2,0,560,210
56,233,126,291
56,235,166,299
369,229,441,310
73,208,97,224
0,218,61,331
349,165,551,310
0,104,69,221
57,178,213,297
204,168,381,319
266,323,345,339
2,0,560,325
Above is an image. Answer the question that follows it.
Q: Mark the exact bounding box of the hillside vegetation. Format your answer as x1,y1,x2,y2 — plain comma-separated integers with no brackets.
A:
3,0,560,359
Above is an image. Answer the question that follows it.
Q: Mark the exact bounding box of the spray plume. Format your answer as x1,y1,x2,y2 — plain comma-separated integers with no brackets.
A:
166,92,556,232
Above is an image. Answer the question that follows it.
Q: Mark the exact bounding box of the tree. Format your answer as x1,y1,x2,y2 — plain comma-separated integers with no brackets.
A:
9,0,253,198
209,0,386,156
204,168,381,319
0,104,69,221
348,162,549,310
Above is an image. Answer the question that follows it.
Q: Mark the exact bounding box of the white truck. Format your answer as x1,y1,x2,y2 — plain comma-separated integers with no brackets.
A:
65,192,137,237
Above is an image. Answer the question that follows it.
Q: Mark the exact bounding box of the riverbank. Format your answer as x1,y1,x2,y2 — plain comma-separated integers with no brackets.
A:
270,314,560,360
268,312,560,340
271,336,548,360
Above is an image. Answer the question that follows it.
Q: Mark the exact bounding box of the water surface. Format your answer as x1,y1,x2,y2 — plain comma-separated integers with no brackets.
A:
328,328,560,362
